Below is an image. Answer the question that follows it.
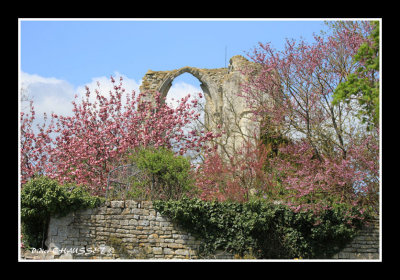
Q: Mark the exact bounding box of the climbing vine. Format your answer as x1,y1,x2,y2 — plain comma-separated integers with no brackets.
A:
154,197,365,259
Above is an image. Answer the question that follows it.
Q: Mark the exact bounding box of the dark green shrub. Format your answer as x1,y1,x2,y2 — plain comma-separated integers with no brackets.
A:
128,147,195,200
21,176,103,249
154,198,364,259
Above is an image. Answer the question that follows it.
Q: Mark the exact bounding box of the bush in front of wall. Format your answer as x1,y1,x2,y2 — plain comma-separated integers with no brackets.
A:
21,176,103,249
127,147,195,200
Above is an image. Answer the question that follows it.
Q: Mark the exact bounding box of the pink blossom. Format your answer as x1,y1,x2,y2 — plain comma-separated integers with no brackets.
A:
20,75,219,195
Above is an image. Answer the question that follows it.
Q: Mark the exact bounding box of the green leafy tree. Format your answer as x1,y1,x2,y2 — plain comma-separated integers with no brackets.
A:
128,147,195,200
333,21,380,129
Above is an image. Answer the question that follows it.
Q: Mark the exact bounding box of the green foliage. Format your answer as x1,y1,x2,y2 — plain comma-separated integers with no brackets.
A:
21,176,103,249
333,21,379,129
128,147,195,200
154,198,364,259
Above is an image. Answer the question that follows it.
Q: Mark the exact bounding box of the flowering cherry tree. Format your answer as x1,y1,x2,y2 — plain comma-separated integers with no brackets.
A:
20,76,217,195
238,21,379,214
242,21,375,158
20,101,54,185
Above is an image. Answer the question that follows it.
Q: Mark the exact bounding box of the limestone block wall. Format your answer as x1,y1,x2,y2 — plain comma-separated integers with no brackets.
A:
44,200,209,259
332,218,380,260
21,200,379,260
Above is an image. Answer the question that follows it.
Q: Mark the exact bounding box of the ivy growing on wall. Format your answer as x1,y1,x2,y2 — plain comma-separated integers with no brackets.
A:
154,197,365,259
21,176,104,249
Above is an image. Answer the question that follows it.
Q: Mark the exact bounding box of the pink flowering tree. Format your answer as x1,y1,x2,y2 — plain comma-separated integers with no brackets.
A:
195,138,271,203
20,101,55,185
265,135,379,215
239,21,379,215
20,76,217,195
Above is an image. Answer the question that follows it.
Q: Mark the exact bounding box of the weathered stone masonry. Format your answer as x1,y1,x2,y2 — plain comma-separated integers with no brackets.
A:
140,55,260,156
20,200,380,260
43,200,209,259
332,218,380,260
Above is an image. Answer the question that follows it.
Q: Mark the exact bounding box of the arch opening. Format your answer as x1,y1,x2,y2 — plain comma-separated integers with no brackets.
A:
138,55,257,163
157,67,217,107
158,70,218,135
164,72,204,108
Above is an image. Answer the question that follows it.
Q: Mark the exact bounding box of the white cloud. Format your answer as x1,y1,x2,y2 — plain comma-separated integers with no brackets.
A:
20,72,65,87
165,81,204,109
20,71,141,118
75,71,141,103
20,72,76,117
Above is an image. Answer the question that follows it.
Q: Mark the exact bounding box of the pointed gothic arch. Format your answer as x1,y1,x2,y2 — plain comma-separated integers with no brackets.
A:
138,55,259,157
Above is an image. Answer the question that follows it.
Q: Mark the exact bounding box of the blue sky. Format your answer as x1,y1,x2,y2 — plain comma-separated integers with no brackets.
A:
19,19,330,117
21,19,328,84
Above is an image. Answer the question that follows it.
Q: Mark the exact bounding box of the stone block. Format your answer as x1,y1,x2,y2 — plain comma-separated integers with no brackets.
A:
175,249,190,256
106,208,122,215
111,201,125,208
152,247,163,255
163,248,175,255
139,220,150,226
150,221,160,228
124,200,137,208
129,219,138,226
149,233,159,239
167,243,184,249
131,208,142,215
120,220,129,226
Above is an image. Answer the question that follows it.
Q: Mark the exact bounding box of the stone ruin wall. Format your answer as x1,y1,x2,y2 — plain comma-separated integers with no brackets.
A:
332,217,380,260
22,200,234,260
21,200,380,260
139,55,260,157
